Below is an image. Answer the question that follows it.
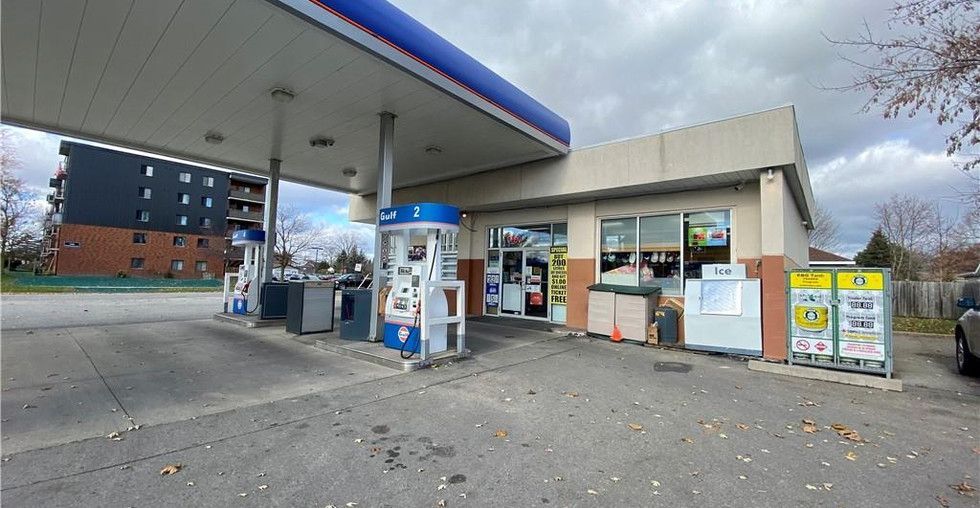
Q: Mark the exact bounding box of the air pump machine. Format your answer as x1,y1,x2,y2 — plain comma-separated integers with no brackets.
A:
231,229,265,315
378,203,462,358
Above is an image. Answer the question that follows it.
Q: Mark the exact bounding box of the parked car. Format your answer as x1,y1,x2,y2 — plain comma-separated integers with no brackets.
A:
955,280,980,376
334,273,364,289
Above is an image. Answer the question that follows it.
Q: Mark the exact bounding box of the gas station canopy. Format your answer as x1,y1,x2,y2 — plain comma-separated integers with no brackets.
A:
1,0,570,193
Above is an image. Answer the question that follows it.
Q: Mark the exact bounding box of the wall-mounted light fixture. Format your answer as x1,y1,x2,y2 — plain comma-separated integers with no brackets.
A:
342,167,357,177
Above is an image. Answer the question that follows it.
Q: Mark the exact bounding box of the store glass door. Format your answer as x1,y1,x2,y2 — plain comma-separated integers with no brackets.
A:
501,251,524,315
523,249,549,318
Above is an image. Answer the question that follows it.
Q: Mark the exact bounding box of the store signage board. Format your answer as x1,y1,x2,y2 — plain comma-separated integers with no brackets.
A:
836,271,886,362
702,264,746,280
378,202,459,232
786,268,892,378
549,246,568,305
788,270,834,358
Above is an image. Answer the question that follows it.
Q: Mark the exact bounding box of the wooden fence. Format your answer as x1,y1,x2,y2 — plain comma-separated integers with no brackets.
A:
891,281,967,320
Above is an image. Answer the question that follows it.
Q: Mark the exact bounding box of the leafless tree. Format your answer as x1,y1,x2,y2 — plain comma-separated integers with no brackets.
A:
808,203,843,252
874,193,937,279
1,130,40,270
826,0,980,171
274,204,318,279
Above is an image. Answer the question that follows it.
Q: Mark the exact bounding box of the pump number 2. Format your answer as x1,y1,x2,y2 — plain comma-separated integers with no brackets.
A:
413,206,420,218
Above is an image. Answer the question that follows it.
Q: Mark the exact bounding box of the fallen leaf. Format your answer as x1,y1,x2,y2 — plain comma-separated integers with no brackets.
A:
370,447,382,454
22,404,36,410
437,484,447,491
610,477,621,482
436,500,446,507
805,484,818,490
107,432,120,439
736,423,750,431
798,399,820,407
936,494,950,507
587,489,599,495
238,493,248,497
258,484,268,490
951,482,976,496
494,429,508,438
831,423,865,443
186,481,195,486
845,451,858,461
738,475,747,480
681,437,694,444
650,480,661,488
563,391,580,398
719,434,728,439
627,423,643,431
160,464,182,475
354,438,363,443
823,483,833,490
345,503,358,508
972,447,980,455
527,389,537,395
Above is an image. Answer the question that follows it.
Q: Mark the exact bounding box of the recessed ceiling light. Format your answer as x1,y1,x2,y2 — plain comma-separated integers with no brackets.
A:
204,132,224,145
342,167,357,177
270,87,296,103
424,145,443,155
309,137,335,148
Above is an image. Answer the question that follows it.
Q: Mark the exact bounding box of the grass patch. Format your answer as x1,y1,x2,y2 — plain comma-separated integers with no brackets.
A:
893,316,956,335
1,271,221,293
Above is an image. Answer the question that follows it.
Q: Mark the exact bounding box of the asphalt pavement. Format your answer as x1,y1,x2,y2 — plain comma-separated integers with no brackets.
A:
1,293,978,507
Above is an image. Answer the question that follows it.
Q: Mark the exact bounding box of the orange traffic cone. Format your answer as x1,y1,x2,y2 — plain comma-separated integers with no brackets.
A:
611,324,623,342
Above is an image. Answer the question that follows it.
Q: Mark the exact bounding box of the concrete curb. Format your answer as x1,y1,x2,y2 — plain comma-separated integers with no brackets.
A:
747,360,903,392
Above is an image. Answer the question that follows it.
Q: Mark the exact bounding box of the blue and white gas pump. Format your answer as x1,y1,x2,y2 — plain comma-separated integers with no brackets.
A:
379,203,466,360
231,229,265,315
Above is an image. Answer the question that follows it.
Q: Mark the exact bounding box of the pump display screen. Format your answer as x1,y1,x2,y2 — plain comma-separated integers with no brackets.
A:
408,245,426,262
394,297,411,311
398,267,412,275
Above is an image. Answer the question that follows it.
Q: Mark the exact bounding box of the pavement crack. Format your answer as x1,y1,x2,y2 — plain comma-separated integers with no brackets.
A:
65,328,138,425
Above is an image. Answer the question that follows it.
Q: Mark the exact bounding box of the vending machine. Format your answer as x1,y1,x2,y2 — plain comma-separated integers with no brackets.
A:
378,203,461,358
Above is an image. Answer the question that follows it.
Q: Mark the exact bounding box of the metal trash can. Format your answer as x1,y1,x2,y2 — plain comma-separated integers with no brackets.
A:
655,306,679,344
340,289,372,340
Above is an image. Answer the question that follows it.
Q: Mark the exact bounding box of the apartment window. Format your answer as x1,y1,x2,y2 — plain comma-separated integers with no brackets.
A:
131,258,145,269
178,172,191,183
195,261,208,272
140,165,153,177
171,260,184,272
132,232,147,244
203,176,214,187
138,187,151,199
241,186,251,193
177,193,190,205
173,236,187,247
136,210,150,222
241,204,249,213
199,217,212,228
197,238,209,248
201,196,213,208
176,215,188,226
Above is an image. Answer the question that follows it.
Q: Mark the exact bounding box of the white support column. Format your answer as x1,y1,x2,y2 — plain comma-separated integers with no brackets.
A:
263,158,281,286
369,112,395,341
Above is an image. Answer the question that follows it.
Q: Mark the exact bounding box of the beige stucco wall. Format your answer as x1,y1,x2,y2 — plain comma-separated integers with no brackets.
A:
350,105,812,224
781,175,809,267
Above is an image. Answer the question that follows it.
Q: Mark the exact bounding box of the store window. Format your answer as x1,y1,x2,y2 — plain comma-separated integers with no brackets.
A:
683,210,732,280
488,228,501,249
599,218,637,285
552,223,568,247
639,215,681,294
502,224,551,248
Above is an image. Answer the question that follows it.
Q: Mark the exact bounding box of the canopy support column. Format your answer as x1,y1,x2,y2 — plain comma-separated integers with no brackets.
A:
263,158,281,286
369,112,395,341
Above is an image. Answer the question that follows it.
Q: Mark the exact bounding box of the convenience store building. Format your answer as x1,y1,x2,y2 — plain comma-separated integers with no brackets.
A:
351,105,814,361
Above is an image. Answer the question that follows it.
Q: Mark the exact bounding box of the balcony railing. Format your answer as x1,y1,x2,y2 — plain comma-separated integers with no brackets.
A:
227,209,263,222
228,189,265,203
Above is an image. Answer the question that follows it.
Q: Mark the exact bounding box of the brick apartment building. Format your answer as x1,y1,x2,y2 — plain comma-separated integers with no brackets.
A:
42,142,266,279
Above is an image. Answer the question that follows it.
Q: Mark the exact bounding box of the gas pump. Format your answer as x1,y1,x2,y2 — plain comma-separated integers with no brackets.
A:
378,203,460,358
231,229,266,315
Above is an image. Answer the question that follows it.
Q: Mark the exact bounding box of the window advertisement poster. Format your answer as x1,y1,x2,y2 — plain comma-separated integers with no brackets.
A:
836,271,886,363
549,246,568,305
687,225,728,247
788,271,834,358
485,272,500,314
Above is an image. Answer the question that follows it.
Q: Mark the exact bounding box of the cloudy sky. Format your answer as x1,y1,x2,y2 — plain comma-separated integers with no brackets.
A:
4,0,976,256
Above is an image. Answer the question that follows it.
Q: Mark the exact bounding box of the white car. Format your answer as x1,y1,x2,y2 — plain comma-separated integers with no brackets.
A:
955,280,980,376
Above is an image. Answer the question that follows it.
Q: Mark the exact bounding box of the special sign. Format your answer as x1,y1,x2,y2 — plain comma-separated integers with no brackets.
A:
837,271,886,362
549,246,568,305
788,271,833,356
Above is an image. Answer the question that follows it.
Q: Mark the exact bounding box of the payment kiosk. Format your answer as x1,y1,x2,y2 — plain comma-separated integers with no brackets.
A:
231,229,265,315
379,203,466,360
